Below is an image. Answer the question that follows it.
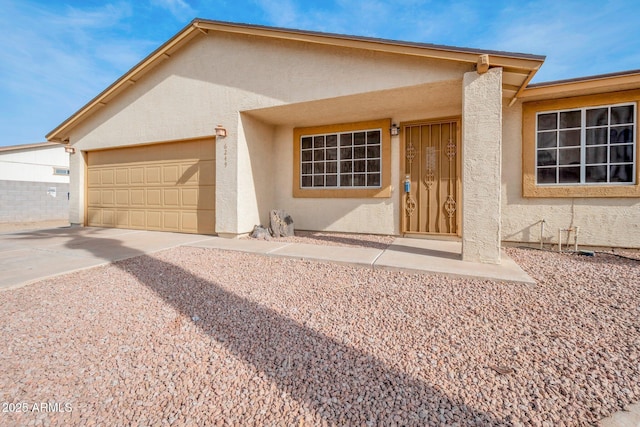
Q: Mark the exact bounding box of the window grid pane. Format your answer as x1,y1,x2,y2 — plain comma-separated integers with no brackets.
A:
535,103,636,186
301,129,382,189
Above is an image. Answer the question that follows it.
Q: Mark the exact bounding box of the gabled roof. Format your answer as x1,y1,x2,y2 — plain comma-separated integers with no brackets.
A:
47,19,546,142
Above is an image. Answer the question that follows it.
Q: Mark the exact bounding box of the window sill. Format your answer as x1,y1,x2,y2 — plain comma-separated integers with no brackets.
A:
293,187,391,198
522,178,640,198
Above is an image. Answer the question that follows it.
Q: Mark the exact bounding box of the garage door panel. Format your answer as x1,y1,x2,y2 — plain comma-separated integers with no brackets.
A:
115,211,129,227
130,210,146,227
181,188,198,207
146,211,162,229
145,166,161,184
130,189,145,206
88,189,101,205
179,163,200,184
88,170,101,186
181,212,198,232
87,208,102,226
101,190,115,206
163,212,180,231
164,189,180,207
102,210,115,226
115,168,129,185
115,189,129,206
101,170,114,185
162,165,180,184
146,189,162,206
87,138,215,234
130,167,144,184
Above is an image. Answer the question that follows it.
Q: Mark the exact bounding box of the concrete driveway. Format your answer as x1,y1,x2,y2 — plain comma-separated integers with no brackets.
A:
0,227,214,290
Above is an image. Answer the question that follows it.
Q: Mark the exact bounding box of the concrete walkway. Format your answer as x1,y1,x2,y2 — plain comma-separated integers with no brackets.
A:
188,236,536,284
0,227,534,291
598,403,640,427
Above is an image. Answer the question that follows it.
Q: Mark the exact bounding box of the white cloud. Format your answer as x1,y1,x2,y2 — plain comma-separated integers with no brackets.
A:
0,1,157,143
252,0,301,28
151,0,196,21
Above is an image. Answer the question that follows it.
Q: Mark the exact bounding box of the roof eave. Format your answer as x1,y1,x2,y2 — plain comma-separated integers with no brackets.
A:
46,21,202,142
47,19,545,142
193,19,545,69
521,69,640,100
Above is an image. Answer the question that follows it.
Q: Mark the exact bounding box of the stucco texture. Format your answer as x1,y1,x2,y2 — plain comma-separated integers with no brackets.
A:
66,30,471,235
461,68,503,263
502,102,640,248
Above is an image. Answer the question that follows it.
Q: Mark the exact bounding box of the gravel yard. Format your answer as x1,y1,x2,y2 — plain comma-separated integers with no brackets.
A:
1,246,639,426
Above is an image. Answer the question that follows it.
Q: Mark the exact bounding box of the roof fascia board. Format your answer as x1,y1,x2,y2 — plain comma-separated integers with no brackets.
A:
194,20,544,70
46,22,201,142
508,69,539,106
522,72,640,99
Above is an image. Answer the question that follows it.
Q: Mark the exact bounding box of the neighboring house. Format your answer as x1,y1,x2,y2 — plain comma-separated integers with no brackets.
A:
0,142,70,223
46,19,639,263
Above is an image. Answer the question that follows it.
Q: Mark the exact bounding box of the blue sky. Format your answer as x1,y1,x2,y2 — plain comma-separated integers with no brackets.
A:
1,0,639,146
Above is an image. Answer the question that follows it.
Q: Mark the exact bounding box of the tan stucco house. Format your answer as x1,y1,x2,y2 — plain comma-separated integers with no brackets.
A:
46,19,639,263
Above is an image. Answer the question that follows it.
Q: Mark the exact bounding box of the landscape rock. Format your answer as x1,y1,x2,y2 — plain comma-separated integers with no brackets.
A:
270,210,294,238
250,225,272,240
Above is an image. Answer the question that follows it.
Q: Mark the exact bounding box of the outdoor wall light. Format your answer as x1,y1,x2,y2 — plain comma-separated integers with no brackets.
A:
64,146,76,154
390,123,400,136
215,124,227,138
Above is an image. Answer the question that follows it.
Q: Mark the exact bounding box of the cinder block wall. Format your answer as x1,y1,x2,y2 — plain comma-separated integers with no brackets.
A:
0,180,70,222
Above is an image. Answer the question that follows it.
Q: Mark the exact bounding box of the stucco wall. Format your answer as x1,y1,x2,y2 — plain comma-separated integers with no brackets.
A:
236,113,276,232
271,126,399,235
461,68,502,263
502,102,640,248
0,145,69,183
66,31,471,234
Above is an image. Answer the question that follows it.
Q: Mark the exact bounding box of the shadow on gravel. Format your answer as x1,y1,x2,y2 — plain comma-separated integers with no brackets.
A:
385,243,461,260
289,231,392,250
124,254,503,425
21,229,500,424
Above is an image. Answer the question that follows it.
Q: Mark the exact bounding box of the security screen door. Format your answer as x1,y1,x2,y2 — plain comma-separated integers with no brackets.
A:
402,120,460,235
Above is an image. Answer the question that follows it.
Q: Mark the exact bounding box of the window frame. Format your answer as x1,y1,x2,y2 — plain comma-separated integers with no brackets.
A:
293,119,392,198
522,90,640,198
53,167,70,176
535,103,636,186
299,128,382,190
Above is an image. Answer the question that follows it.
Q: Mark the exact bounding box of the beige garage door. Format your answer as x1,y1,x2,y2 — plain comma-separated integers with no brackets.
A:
87,138,215,234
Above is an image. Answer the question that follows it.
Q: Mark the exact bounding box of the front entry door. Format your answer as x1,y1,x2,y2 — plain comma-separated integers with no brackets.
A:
402,120,460,236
